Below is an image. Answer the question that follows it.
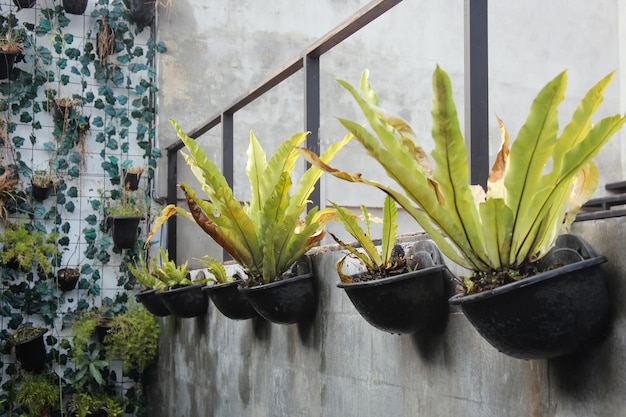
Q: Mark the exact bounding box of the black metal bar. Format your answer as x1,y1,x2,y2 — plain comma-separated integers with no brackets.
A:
307,0,403,58
464,0,489,188
166,149,178,263
222,112,234,261
304,55,321,210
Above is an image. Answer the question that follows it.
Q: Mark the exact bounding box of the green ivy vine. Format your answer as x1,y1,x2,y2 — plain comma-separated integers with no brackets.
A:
0,0,166,416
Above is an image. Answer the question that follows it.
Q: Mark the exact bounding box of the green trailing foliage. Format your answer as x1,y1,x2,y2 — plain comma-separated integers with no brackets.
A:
0,222,61,273
104,303,159,373
300,67,626,294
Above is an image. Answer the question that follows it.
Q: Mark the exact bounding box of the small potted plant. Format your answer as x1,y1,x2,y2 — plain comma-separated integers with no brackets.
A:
0,221,60,274
330,195,449,334
301,67,625,359
0,29,23,79
122,165,145,191
127,254,170,317
10,326,48,373
106,189,144,250
199,256,259,320
146,119,350,324
152,247,209,318
15,373,59,417
31,169,58,202
56,266,80,291
52,96,82,124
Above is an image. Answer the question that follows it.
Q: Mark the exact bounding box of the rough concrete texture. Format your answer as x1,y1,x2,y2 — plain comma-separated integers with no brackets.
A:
146,218,626,417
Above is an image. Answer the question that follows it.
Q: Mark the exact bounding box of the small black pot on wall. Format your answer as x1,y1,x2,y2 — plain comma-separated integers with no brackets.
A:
62,0,88,15
449,234,611,359
130,0,155,26
110,216,142,249
338,239,450,334
0,51,19,80
14,328,48,373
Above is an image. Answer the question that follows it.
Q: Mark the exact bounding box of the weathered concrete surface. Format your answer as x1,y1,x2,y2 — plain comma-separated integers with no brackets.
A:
146,218,626,417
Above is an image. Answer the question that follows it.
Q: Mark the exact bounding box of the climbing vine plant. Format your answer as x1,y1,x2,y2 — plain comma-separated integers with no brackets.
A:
0,0,165,415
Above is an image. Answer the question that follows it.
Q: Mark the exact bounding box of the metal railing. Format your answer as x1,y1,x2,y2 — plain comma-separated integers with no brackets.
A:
165,0,489,261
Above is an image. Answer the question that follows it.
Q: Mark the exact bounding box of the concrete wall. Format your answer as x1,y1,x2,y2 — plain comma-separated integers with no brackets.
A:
154,0,625,267
145,217,626,417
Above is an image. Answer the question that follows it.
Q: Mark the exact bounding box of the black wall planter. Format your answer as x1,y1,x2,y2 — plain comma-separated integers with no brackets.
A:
14,328,47,372
123,170,141,191
62,0,88,15
110,216,141,249
449,234,611,359
32,182,53,202
239,273,317,324
159,284,208,318
0,51,19,80
57,268,80,291
136,289,171,317
13,0,35,9
203,281,259,320
338,240,450,334
130,0,155,26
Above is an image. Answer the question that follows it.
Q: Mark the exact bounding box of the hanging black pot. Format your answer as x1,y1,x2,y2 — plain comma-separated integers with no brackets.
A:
62,0,88,15
338,240,450,334
122,170,142,191
203,281,259,320
14,328,47,373
13,0,36,9
136,288,171,317
57,268,80,291
32,181,53,202
159,284,208,318
110,216,142,249
449,234,611,359
52,100,74,123
130,0,155,26
0,51,19,80
239,272,317,325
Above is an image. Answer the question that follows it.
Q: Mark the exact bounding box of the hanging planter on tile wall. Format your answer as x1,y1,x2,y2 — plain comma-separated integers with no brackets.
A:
129,0,155,26
449,235,611,359
57,267,80,291
13,327,48,373
338,239,450,334
0,51,19,80
110,216,142,249
203,281,259,320
62,0,88,15
13,0,36,9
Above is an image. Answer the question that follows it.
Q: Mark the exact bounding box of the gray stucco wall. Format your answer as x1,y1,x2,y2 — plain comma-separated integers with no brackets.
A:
145,217,626,417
